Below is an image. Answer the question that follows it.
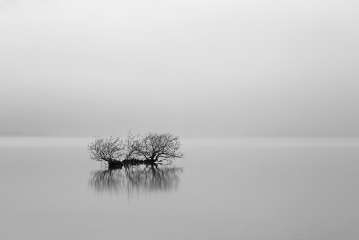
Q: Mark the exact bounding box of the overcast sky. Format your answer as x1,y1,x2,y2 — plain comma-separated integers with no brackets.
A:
0,0,358,137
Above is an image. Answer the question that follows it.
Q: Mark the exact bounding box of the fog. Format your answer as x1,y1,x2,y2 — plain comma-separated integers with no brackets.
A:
1,0,358,137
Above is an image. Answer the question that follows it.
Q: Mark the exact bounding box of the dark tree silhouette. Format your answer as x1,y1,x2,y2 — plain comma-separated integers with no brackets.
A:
133,133,183,163
88,137,125,162
123,133,142,160
88,133,183,165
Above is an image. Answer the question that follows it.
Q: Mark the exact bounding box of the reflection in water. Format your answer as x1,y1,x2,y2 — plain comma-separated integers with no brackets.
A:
89,165,183,195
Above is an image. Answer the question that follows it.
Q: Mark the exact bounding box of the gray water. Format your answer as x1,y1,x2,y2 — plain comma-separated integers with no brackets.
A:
0,137,358,240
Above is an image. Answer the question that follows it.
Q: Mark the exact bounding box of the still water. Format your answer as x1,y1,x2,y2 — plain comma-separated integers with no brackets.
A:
0,137,358,239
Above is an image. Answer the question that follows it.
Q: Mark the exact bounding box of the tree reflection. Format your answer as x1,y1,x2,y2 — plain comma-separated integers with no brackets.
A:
89,165,183,195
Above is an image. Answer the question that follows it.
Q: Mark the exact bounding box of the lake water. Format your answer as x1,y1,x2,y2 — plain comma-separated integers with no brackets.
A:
0,137,358,239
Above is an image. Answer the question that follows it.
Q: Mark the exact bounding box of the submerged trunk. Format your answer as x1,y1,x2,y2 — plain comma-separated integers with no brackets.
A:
144,158,157,165
108,160,123,169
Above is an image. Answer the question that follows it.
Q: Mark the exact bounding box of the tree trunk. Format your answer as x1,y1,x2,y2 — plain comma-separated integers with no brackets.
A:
108,160,123,169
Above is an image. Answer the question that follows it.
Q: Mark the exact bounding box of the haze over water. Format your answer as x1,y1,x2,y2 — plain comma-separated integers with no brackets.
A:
1,0,359,138
0,137,358,240
1,0,359,239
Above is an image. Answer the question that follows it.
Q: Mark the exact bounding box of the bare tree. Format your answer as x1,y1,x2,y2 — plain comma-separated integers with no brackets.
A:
88,137,125,162
123,132,142,160
135,133,183,162
88,133,183,165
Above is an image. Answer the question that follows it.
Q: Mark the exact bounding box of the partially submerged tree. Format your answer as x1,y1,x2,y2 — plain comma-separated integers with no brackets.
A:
135,133,183,162
123,133,142,160
88,133,183,165
88,137,125,162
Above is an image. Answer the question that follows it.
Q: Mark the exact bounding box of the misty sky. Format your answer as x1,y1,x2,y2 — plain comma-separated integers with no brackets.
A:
0,0,358,137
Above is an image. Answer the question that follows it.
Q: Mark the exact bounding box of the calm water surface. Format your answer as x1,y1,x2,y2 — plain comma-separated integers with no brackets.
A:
0,137,358,240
